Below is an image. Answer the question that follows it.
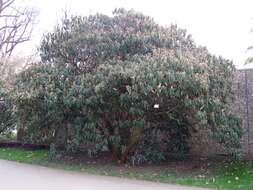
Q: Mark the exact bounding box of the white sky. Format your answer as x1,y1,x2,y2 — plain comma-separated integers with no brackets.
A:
17,0,253,65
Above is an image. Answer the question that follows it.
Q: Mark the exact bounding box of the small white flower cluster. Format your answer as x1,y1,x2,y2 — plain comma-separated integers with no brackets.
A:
154,104,159,109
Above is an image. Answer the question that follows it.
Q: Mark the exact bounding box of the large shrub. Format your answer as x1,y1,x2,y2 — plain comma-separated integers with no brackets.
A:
72,53,241,162
13,9,242,162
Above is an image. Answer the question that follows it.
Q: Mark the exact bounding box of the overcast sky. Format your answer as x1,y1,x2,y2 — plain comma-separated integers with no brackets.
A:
17,0,253,65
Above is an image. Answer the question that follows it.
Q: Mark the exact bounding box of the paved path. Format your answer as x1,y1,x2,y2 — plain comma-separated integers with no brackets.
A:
0,159,212,190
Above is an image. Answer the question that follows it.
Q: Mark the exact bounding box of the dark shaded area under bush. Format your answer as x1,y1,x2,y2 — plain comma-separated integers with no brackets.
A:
0,141,49,150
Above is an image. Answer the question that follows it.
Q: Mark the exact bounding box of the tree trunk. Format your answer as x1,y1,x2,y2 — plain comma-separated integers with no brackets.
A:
120,126,143,163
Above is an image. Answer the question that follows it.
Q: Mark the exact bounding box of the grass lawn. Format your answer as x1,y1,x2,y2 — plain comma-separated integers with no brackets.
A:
0,147,252,190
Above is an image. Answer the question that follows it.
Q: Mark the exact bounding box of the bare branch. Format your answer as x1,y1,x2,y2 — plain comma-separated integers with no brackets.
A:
0,0,37,58
0,0,14,14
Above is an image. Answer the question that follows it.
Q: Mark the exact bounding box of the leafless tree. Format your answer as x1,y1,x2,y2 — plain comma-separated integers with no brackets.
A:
0,0,37,58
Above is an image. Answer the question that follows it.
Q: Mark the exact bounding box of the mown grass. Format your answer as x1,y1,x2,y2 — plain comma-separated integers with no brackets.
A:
0,147,252,190
0,147,48,162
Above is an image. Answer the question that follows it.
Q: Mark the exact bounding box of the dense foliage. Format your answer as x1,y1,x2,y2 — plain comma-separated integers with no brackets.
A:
12,9,242,163
0,61,14,135
0,80,14,135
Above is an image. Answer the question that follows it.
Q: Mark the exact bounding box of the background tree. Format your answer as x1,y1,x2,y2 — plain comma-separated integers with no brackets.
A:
0,0,37,136
0,57,27,136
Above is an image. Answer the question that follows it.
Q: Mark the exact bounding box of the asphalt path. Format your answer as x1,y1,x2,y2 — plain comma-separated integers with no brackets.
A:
0,159,212,190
